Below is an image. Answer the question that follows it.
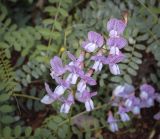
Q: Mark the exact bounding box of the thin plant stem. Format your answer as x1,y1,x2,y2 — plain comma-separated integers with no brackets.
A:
12,93,40,101
137,0,158,22
58,103,110,127
47,0,62,48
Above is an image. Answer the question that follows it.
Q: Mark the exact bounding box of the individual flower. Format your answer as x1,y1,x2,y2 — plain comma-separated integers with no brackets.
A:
112,84,135,98
104,52,125,75
91,51,106,72
107,111,119,132
66,65,84,84
50,56,66,78
140,84,155,108
67,51,84,68
77,91,97,111
140,84,155,100
107,37,127,55
41,83,61,104
60,93,74,113
107,18,126,37
77,73,96,93
82,31,104,52
118,106,130,122
41,76,70,104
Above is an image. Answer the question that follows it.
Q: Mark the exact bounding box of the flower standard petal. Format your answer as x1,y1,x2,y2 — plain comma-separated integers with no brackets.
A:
107,37,127,49
88,31,104,47
107,18,126,35
50,56,66,76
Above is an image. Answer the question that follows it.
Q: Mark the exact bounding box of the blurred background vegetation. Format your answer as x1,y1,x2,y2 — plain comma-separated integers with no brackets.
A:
0,0,160,138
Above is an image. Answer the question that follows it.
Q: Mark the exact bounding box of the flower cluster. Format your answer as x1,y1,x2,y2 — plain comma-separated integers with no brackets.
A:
41,17,128,113
107,83,160,132
106,18,127,75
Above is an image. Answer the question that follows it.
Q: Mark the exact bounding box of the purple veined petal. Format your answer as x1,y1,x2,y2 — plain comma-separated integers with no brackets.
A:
85,99,94,111
50,56,66,76
104,53,125,64
77,91,97,102
107,37,127,49
77,91,90,102
41,95,55,104
66,65,83,74
54,76,70,88
60,103,71,113
96,34,104,47
88,31,97,42
83,76,97,86
109,47,120,55
154,111,160,120
88,31,104,47
82,41,97,52
91,55,107,63
109,64,120,75
107,18,126,35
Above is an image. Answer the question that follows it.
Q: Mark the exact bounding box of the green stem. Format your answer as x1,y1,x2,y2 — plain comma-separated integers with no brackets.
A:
137,0,158,22
48,0,62,48
12,93,40,101
58,103,109,127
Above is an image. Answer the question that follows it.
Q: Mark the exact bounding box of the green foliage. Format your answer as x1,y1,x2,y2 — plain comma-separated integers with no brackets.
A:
0,0,160,138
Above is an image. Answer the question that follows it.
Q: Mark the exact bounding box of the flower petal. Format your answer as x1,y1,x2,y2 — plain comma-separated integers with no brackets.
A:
88,31,104,47
107,37,127,49
109,64,120,75
50,56,65,76
41,95,54,104
107,18,126,34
